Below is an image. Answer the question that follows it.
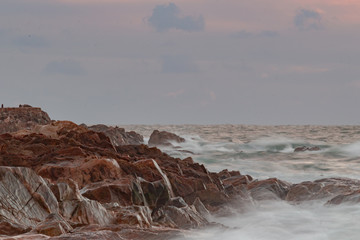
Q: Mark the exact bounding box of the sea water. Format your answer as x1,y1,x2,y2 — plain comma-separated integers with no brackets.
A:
120,125,360,240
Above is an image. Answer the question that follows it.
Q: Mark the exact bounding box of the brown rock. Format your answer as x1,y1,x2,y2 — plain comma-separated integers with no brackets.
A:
247,178,291,200
152,204,208,229
81,178,135,206
294,146,320,152
0,218,31,236
51,180,112,226
327,190,360,205
148,130,185,147
0,106,51,134
35,213,72,236
88,124,144,146
286,178,360,202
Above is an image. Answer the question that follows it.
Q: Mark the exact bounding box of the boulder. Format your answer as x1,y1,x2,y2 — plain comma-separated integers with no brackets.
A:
294,146,320,152
327,190,360,205
35,213,72,236
0,167,59,230
88,124,144,146
51,179,112,226
148,130,185,147
247,178,291,200
286,178,360,202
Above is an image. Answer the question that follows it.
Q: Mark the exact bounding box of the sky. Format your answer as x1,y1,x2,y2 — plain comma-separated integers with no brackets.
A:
1,0,360,125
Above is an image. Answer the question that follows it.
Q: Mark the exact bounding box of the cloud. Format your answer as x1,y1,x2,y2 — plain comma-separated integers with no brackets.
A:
44,60,85,76
294,9,322,30
12,35,49,48
231,30,279,39
161,55,198,73
148,3,204,32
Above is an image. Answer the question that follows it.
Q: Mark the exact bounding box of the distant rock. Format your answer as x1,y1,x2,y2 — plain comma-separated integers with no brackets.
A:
286,178,360,202
294,146,320,152
0,106,51,134
327,189,360,205
148,130,185,147
87,124,144,146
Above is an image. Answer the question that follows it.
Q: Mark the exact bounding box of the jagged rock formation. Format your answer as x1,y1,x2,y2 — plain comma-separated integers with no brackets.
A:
0,106,51,134
148,130,185,147
87,124,144,146
0,120,249,238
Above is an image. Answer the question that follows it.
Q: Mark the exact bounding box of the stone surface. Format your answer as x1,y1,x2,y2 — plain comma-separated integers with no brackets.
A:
35,213,73,236
286,178,360,202
0,107,51,134
0,167,59,229
87,124,144,146
148,130,185,147
247,178,291,200
327,190,360,205
294,146,321,152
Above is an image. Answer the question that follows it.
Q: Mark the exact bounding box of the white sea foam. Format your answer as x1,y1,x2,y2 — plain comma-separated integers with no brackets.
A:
175,200,360,240
336,141,360,157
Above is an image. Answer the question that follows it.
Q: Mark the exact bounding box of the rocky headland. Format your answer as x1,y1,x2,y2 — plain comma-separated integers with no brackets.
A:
0,106,360,239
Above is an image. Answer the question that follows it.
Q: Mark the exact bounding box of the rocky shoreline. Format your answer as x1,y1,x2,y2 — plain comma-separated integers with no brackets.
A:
1,106,360,239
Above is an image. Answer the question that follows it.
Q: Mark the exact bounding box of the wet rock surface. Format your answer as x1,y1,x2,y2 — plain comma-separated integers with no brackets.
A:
87,124,144,146
148,130,185,147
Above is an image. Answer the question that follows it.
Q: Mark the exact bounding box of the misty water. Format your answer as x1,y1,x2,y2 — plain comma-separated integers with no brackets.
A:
121,125,360,239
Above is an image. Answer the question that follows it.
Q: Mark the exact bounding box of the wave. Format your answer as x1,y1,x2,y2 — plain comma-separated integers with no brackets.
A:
174,200,360,240
159,135,328,156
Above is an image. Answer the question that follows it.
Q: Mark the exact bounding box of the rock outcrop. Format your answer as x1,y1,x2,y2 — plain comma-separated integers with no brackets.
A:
0,120,248,238
0,106,51,134
87,124,144,146
148,130,185,147
286,178,360,202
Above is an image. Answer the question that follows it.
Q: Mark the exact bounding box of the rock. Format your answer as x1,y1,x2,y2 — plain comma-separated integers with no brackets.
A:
88,124,144,146
192,198,210,219
294,146,320,152
247,178,291,200
0,217,31,236
0,118,249,238
0,106,51,134
51,180,112,226
148,130,185,147
38,157,124,189
152,204,208,229
327,190,360,205
112,205,152,228
286,178,360,202
35,213,72,236
0,167,59,230
80,178,135,206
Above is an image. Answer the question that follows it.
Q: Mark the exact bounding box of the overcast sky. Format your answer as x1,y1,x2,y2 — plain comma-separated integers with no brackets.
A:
1,0,360,125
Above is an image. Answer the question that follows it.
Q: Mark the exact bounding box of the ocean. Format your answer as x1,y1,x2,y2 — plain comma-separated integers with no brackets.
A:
120,125,360,240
